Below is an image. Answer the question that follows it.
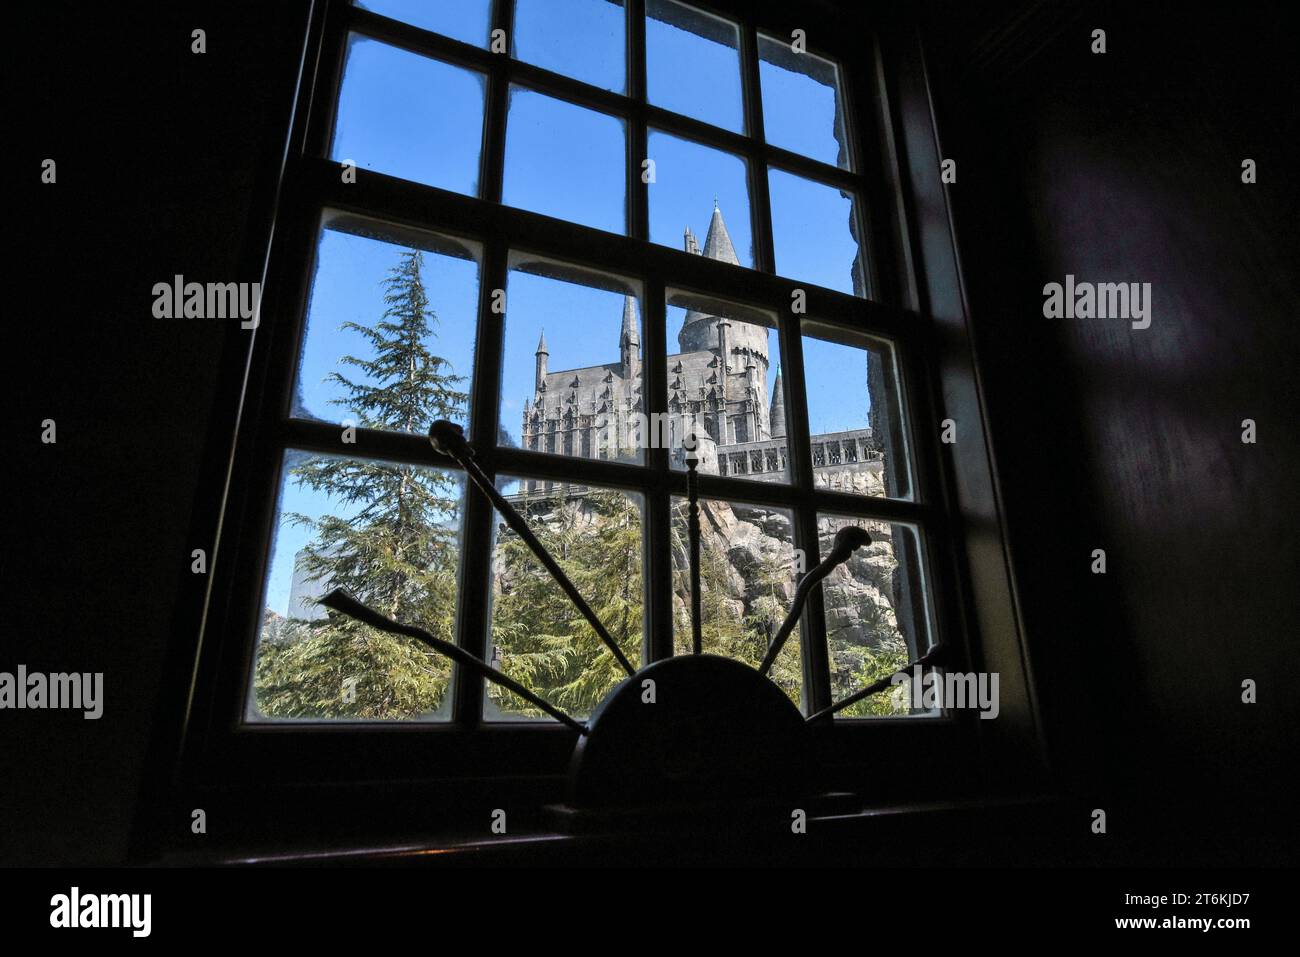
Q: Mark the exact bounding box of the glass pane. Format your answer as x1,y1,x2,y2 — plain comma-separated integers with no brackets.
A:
250,450,467,721
665,290,787,482
356,0,491,47
513,0,625,92
501,256,644,465
503,88,626,234
487,478,644,720
646,0,743,132
648,130,753,267
800,324,911,499
816,515,934,718
671,497,802,709
331,34,485,195
757,33,850,169
768,168,864,296
293,214,478,437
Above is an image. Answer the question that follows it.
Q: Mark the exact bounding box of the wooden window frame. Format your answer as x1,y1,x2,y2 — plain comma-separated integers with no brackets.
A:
170,0,1044,807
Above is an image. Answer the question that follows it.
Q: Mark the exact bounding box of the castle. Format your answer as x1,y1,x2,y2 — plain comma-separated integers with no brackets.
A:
520,203,884,488
282,204,889,625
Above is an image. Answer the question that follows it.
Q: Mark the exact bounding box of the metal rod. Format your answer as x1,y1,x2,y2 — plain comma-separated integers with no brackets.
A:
758,526,871,677
429,420,637,677
318,587,587,734
804,643,947,723
685,435,703,656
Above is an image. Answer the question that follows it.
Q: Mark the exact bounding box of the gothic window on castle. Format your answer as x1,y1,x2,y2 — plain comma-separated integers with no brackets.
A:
199,0,1020,785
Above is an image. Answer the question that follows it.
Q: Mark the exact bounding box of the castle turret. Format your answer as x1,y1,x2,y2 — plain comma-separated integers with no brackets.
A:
701,200,738,264
769,365,786,438
534,329,548,391
678,203,763,358
620,295,640,382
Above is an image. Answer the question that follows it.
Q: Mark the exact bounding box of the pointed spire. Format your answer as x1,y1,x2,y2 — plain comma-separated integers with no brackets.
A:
535,329,548,355
769,364,786,439
701,203,739,265
684,226,701,256
620,295,640,345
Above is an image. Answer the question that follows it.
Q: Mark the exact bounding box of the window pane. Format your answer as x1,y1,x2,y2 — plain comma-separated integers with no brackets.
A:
331,34,485,195
769,168,865,296
503,88,626,234
487,478,644,720
646,0,743,132
513,0,625,92
501,256,644,465
293,214,478,437
801,325,911,499
666,290,787,482
356,0,491,47
250,450,467,722
671,497,802,709
648,130,753,267
757,33,850,169
817,515,934,718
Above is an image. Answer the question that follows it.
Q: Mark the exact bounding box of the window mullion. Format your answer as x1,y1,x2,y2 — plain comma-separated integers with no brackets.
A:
455,0,511,726
738,16,774,275
641,276,673,662
478,0,515,204
626,0,649,243
451,238,511,728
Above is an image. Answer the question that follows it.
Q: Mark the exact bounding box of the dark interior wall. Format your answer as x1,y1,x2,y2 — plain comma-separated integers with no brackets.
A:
920,0,1298,858
18,0,312,865
15,0,1295,865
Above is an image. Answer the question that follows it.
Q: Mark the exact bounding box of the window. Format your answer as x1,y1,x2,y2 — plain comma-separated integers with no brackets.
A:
187,0,1037,795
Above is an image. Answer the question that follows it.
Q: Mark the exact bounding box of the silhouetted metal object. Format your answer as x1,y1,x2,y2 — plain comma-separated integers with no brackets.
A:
428,419,635,677
683,433,703,656
318,587,586,734
568,654,809,814
320,418,949,820
758,525,872,677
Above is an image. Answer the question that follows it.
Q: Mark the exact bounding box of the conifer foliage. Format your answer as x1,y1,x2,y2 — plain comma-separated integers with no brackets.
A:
256,250,468,719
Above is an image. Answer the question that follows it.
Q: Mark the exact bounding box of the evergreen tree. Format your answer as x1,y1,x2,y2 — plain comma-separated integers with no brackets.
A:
488,487,643,718
256,249,468,719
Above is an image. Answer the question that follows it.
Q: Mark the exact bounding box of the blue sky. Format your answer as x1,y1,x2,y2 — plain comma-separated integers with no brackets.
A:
263,0,874,616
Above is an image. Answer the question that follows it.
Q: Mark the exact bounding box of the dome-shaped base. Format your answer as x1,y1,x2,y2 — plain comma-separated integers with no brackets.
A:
568,654,811,811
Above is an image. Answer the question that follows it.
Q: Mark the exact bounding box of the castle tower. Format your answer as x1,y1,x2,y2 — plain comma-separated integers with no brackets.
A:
620,295,640,382
534,329,548,391
677,204,769,365
769,365,786,438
